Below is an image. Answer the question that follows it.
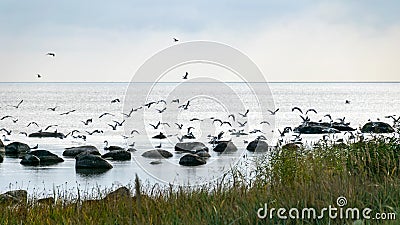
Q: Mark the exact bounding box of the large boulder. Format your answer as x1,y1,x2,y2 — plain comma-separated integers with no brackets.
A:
175,142,208,153
5,142,30,155
104,186,131,201
0,139,4,153
213,141,237,153
141,149,173,159
102,150,131,161
29,132,65,139
293,123,340,134
179,154,206,166
246,139,269,152
75,153,113,170
22,150,64,165
63,145,100,157
0,190,27,204
196,150,211,158
20,154,40,166
361,122,395,133
0,154,3,163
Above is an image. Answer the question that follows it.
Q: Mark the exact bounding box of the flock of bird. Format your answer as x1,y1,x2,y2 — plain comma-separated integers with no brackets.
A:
1,91,400,152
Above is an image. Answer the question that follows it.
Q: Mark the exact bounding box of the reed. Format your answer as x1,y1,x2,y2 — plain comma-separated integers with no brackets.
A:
1,136,399,224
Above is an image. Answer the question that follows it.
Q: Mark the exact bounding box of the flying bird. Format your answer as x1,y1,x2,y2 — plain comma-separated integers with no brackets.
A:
60,110,76,115
238,121,247,127
268,108,279,115
37,74,42,78
156,107,167,113
47,106,58,111
8,100,23,109
228,114,235,121
260,121,270,125
171,99,180,104
99,112,115,118
46,52,56,57
130,129,140,135
27,122,39,127
0,116,13,121
111,98,120,103
187,127,195,134
292,107,303,114
81,119,93,125
182,72,188,79
144,101,157,108
0,128,12,135
178,100,190,110
239,109,249,117
113,120,125,126
175,123,183,129
149,121,161,129
45,125,58,131
306,109,318,114
173,38,179,42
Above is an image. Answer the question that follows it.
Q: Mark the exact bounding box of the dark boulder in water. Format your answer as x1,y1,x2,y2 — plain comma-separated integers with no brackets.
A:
29,132,65,139
21,150,64,166
0,139,4,153
179,153,206,166
75,154,113,170
195,150,211,158
175,142,208,153
5,142,30,155
293,123,340,134
361,122,395,133
0,190,27,205
20,154,40,166
63,145,100,157
213,141,237,153
0,154,3,163
246,140,269,152
102,150,131,161
142,149,173,159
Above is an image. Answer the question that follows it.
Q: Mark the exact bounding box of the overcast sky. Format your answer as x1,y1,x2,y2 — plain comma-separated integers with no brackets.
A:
1,1,399,82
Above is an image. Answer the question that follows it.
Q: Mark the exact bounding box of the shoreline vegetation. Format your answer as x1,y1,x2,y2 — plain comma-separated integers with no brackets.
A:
1,134,400,224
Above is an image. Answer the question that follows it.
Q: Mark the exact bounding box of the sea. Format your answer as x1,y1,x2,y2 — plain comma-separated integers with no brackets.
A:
0,82,399,197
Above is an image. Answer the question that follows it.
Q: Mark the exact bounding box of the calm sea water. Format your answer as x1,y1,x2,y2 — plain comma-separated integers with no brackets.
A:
0,82,399,196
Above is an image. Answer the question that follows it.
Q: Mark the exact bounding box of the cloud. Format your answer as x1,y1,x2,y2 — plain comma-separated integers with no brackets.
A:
0,1,399,82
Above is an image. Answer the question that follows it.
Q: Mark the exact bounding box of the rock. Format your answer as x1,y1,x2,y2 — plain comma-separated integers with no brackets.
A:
175,142,208,153
282,143,301,151
27,150,64,165
246,140,269,152
29,132,65,139
179,154,206,166
104,146,125,151
127,148,137,152
0,190,27,204
102,150,131,161
75,154,113,170
361,122,395,133
20,154,40,166
152,132,167,139
37,197,55,205
0,139,4,153
0,154,3,163
196,150,211,158
213,141,237,153
63,145,100,157
5,142,30,155
331,122,356,131
104,186,131,201
293,123,340,134
182,133,196,139
141,149,173,159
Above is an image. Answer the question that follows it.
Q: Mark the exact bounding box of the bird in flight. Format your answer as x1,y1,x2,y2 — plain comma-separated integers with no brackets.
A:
182,72,188,79
47,106,58,111
1,116,14,121
306,108,317,115
99,112,115,118
8,100,23,109
45,125,58,131
81,119,93,125
173,38,179,42
238,121,247,127
175,123,183,129
111,98,120,103
268,108,279,115
60,110,76,115
292,107,303,114
46,52,56,57
27,121,39,127
37,74,42,78
239,109,249,117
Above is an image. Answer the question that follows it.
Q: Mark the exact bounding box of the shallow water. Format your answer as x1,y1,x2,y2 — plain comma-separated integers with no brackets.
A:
0,82,399,196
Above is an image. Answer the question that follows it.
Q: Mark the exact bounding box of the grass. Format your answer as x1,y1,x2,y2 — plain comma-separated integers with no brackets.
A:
1,135,400,224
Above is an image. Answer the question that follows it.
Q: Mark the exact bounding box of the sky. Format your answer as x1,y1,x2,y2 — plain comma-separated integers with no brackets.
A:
0,0,399,82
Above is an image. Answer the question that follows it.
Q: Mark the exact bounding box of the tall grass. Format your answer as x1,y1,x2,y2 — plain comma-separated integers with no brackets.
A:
1,136,400,224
